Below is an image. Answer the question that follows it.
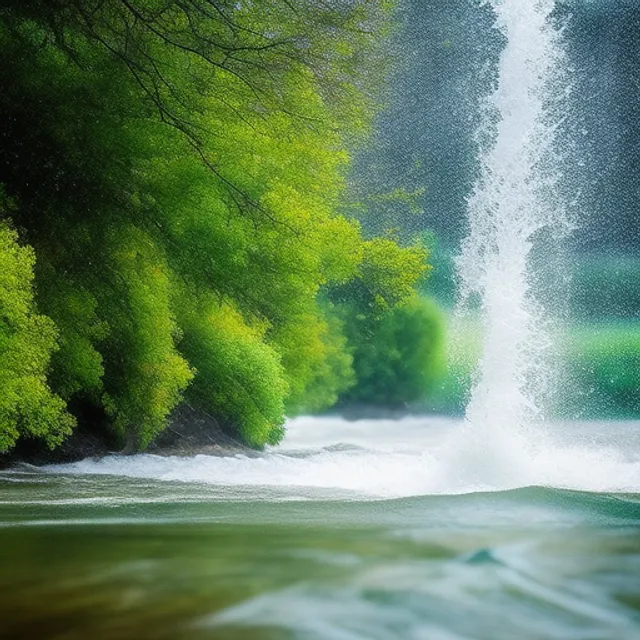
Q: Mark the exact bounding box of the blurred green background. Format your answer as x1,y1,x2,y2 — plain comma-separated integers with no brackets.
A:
410,252,640,420
345,0,640,420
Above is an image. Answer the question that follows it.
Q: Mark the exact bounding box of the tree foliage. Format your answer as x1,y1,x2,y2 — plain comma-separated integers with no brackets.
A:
0,193,75,451
338,296,446,408
0,0,429,452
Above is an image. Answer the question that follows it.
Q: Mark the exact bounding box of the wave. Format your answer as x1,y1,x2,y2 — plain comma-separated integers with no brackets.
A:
40,417,640,500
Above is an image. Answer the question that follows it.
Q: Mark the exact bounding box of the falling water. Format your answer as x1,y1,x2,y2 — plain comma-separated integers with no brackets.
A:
457,0,573,453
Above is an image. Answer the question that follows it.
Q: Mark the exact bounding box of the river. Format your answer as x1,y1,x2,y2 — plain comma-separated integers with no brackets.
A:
1,416,639,640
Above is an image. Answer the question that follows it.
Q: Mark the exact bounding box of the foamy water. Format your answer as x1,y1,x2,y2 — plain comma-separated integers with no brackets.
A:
45,417,640,499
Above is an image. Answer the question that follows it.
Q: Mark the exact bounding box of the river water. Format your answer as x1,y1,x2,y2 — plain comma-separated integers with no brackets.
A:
1,416,639,640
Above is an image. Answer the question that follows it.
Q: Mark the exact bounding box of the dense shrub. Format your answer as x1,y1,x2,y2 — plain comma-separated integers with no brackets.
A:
339,296,446,407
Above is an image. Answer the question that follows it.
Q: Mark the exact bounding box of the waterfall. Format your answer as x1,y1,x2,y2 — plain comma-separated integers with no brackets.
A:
456,0,573,446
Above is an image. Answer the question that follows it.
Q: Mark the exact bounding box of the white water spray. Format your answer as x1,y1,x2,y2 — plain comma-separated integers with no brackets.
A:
457,0,572,454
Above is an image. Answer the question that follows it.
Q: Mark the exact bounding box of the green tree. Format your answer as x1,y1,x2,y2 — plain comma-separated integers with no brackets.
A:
0,194,74,452
340,296,446,408
0,0,432,452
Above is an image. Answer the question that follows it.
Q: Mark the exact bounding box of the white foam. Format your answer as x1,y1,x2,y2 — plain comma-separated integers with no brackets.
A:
46,417,640,499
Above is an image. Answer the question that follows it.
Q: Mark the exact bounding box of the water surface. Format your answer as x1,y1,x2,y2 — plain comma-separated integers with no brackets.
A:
1,417,639,640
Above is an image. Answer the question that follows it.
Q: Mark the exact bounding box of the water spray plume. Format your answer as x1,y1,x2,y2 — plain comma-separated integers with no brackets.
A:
457,0,574,449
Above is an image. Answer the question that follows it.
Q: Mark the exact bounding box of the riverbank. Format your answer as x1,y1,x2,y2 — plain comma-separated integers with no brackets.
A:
0,404,252,469
1,404,449,470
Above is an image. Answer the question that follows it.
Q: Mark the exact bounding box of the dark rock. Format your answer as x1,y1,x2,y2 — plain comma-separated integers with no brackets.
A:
146,403,254,457
0,420,115,469
0,403,252,469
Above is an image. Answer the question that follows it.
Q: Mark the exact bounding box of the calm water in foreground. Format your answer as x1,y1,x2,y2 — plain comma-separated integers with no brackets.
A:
1,417,639,640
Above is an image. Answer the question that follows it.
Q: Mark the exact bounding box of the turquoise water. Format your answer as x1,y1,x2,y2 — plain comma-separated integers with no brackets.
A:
1,417,639,640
